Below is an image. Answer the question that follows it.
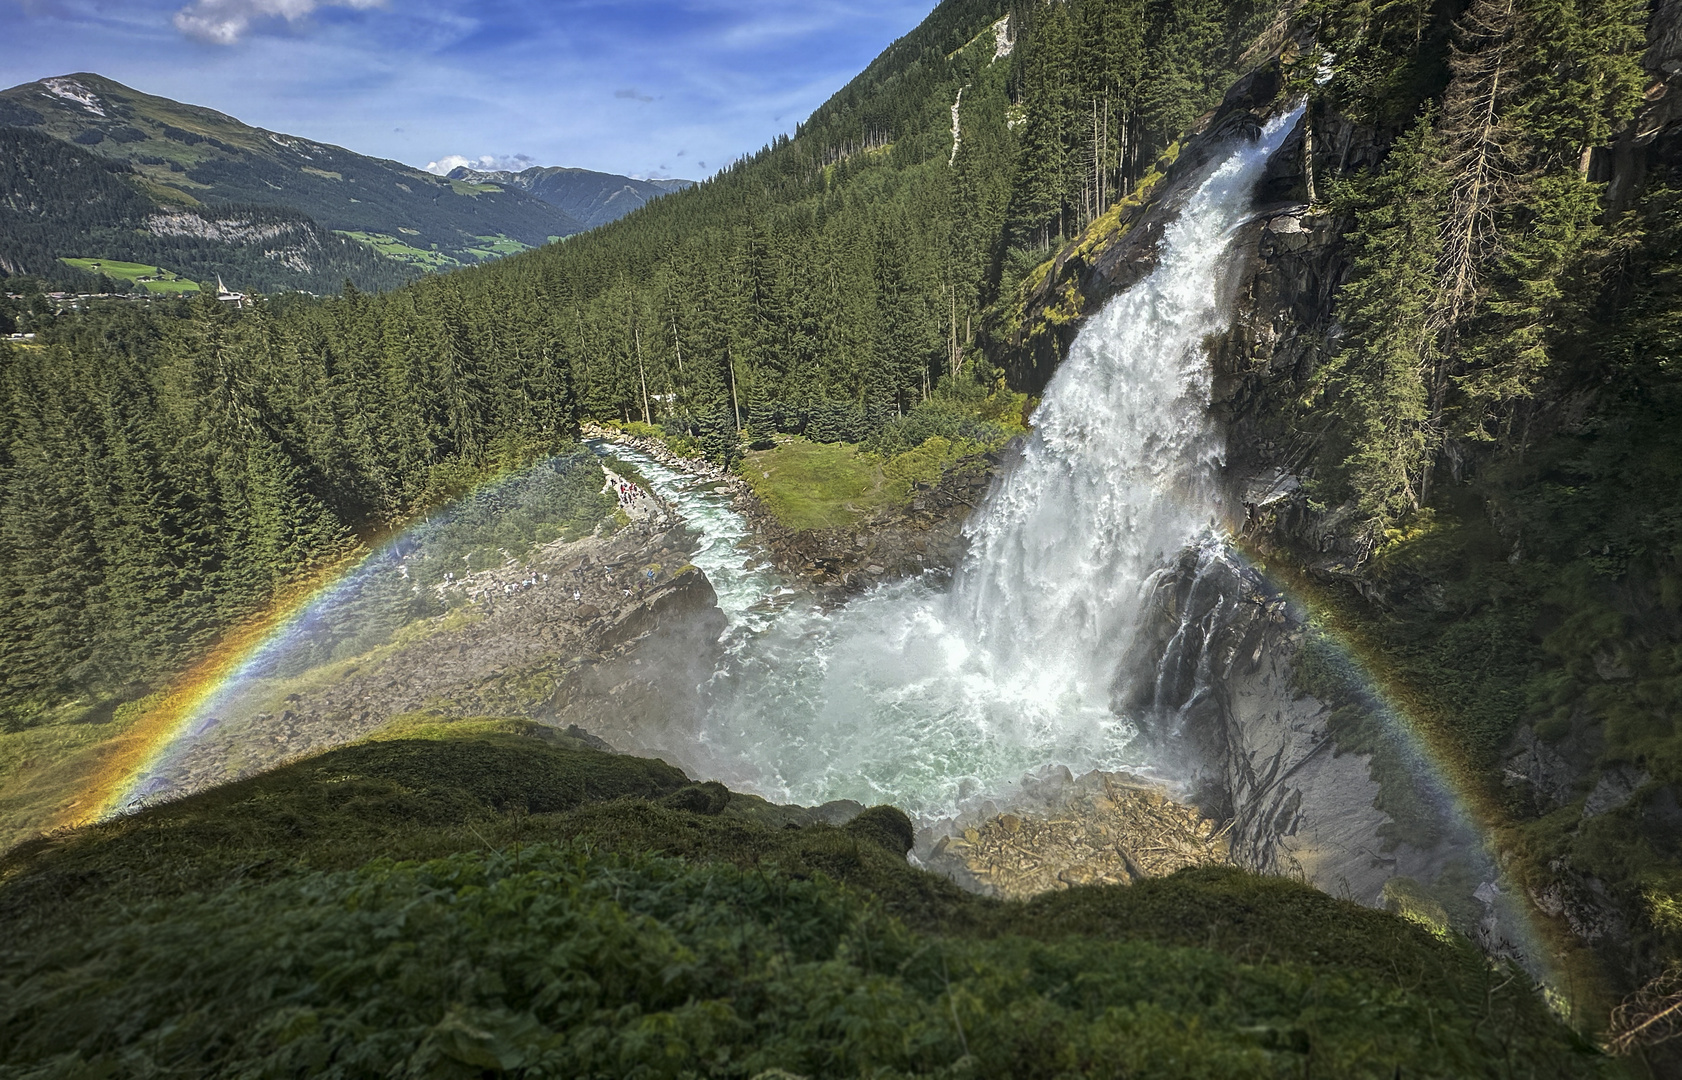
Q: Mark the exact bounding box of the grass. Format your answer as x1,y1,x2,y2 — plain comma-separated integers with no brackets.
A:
0,721,1619,1078
739,435,987,531
0,595,464,854
0,694,163,854
465,233,532,260
339,231,529,268
335,230,460,270
740,438,893,529
129,175,202,207
58,258,199,293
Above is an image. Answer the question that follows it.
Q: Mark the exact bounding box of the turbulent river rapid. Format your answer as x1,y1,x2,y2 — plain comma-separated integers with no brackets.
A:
612,109,1304,824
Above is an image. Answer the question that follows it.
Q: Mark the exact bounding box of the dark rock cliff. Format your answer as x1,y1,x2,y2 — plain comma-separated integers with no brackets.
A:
992,19,1682,1007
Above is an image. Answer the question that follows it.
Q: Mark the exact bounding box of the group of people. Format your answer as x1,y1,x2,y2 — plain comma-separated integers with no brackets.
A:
500,573,546,596
615,482,644,509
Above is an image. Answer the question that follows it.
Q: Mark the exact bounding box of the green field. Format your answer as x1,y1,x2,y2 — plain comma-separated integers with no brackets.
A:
59,258,199,293
737,435,987,531
339,230,531,268
465,234,531,260
335,231,460,270
740,438,897,530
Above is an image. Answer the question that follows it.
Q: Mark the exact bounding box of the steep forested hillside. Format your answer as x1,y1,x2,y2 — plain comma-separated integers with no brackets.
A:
3,0,1680,1058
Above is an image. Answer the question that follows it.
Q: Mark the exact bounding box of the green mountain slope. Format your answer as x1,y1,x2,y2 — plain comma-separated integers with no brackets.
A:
0,128,413,293
450,165,692,230
0,73,586,269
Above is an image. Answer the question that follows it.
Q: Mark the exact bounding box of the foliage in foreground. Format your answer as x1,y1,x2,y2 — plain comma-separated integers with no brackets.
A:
0,724,1615,1078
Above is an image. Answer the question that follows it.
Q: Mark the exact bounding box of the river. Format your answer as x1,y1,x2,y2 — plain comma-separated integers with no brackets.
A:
593,108,1305,823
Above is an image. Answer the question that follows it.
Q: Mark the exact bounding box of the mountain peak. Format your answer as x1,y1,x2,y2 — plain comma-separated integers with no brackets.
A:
444,164,693,230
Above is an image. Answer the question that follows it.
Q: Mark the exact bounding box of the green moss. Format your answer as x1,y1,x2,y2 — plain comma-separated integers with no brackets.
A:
0,724,1615,1078
1384,876,1454,936
740,438,893,529
1009,159,1172,343
0,729,690,935
880,435,981,501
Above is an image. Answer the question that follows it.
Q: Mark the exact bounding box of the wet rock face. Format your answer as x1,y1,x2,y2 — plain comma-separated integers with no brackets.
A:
1122,545,1419,908
920,769,1229,901
546,563,728,763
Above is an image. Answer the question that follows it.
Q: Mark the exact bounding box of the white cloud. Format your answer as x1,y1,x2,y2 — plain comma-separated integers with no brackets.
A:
422,152,534,176
173,0,386,45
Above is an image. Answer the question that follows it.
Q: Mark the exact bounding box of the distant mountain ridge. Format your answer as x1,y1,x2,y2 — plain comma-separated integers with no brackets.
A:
0,73,686,292
0,74,584,271
445,165,691,231
0,127,411,294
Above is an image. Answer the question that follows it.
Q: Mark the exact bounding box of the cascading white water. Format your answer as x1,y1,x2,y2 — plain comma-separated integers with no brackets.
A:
686,110,1303,820
590,443,791,634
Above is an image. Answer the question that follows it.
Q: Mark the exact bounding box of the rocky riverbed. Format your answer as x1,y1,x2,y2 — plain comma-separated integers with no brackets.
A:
131,507,730,805
921,768,1232,901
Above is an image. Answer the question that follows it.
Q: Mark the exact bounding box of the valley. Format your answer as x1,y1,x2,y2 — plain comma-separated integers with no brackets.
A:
2,0,1680,1072
0,75,689,294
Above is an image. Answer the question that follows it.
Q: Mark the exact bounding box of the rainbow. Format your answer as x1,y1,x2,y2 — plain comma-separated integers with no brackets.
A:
57,450,597,829
65,549,390,827
1228,541,1578,1001
53,463,1576,1004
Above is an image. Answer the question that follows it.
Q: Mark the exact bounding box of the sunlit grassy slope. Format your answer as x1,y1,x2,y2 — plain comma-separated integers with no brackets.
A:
0,720,1614,1078
58,257,199,292
741,439,895,529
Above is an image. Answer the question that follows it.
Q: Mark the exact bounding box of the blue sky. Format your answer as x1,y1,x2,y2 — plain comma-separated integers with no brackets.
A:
2,0,934,178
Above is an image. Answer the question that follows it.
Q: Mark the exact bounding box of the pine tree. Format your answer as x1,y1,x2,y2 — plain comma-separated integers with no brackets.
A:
1315,116,1448,535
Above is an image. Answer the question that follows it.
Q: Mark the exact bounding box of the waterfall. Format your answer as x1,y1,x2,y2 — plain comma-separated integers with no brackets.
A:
954,110,1299,693
692,108,1304,821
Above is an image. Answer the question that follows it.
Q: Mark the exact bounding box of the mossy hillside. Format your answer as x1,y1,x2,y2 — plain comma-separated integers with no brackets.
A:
0,722,1617,1078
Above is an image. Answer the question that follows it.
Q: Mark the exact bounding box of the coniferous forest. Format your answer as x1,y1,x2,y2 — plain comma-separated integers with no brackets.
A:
0,0,1298,719
2,0,1666,718
4,0,1682,1069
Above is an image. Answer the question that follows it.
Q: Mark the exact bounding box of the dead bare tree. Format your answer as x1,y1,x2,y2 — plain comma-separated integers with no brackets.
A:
1422,0,1526,499
1607,963,1682,1056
